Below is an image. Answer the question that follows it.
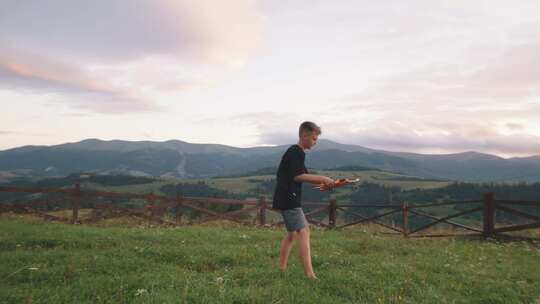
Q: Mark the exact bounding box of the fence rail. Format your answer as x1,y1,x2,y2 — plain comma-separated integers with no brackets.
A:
1,185,539,239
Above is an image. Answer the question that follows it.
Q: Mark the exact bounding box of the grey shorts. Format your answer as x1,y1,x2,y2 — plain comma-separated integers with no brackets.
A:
281,207,308,232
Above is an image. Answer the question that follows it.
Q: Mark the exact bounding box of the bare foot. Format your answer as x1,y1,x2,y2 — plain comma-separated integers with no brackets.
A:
306,274,318,280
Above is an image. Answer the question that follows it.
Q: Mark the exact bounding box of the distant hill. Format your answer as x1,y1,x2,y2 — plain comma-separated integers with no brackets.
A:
1,138,540,182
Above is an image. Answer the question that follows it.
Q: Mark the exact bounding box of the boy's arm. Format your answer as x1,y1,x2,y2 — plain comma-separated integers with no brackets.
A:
294,174,334,186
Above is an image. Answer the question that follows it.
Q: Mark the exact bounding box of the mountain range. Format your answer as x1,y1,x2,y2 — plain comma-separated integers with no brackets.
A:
1,138,540,182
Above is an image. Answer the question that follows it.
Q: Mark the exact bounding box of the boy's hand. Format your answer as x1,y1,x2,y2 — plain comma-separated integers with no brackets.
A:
313,177,360,191
315,177,335,192
322,177,335,188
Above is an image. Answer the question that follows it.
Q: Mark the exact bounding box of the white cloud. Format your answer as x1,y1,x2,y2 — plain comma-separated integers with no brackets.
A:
0,0,261,113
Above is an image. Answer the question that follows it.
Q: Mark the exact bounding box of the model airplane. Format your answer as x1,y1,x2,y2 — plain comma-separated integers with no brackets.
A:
313,178,361,191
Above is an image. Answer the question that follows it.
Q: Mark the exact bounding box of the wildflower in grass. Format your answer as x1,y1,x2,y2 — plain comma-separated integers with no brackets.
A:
28,267,39,271
135,289,148,296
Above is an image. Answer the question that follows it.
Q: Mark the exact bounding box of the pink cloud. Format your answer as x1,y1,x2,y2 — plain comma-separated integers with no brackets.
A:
0,0,261,114
0,48,159,114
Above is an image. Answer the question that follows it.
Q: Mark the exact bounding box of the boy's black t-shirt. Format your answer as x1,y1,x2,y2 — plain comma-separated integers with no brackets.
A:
272,145,308,210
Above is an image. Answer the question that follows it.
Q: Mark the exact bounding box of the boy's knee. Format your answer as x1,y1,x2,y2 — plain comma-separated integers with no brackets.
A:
299,227,310,236
286,231,297,241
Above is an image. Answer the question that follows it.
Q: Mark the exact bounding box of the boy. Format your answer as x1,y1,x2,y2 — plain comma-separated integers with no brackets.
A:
272,121,335,279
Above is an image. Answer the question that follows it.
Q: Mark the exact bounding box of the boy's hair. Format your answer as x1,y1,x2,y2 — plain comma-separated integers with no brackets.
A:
299,121,322,137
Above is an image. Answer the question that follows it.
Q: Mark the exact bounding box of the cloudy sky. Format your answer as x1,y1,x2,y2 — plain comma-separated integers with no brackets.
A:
1,0,540,158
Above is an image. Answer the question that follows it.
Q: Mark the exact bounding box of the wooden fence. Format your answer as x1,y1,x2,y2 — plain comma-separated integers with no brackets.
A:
1,184,539,239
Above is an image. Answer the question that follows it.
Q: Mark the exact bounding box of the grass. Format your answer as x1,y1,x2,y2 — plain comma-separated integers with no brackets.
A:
206,176,274,196
1,215,540,304
83,180,176,196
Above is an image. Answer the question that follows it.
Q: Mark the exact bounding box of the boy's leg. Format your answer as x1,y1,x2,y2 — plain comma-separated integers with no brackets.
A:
298,226,316,278
279,231,297,271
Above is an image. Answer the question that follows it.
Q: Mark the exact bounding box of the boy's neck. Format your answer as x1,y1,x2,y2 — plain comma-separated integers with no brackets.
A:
296,142,307,151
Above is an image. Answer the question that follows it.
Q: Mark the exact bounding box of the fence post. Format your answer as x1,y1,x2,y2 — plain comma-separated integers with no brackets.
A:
483,192,495,238
401,201,409,237
258,196,267,226
148,193,156,217
328,198,337,229
45,195,50,212
176,192,184,225
72,183,81,224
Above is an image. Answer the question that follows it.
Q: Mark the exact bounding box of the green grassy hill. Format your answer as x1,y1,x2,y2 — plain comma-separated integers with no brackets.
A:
206,169,450,195
1,216,539,303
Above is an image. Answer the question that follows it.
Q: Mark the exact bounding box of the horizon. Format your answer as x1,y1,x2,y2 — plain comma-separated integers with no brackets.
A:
1,137,537,160
2,1,540,158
